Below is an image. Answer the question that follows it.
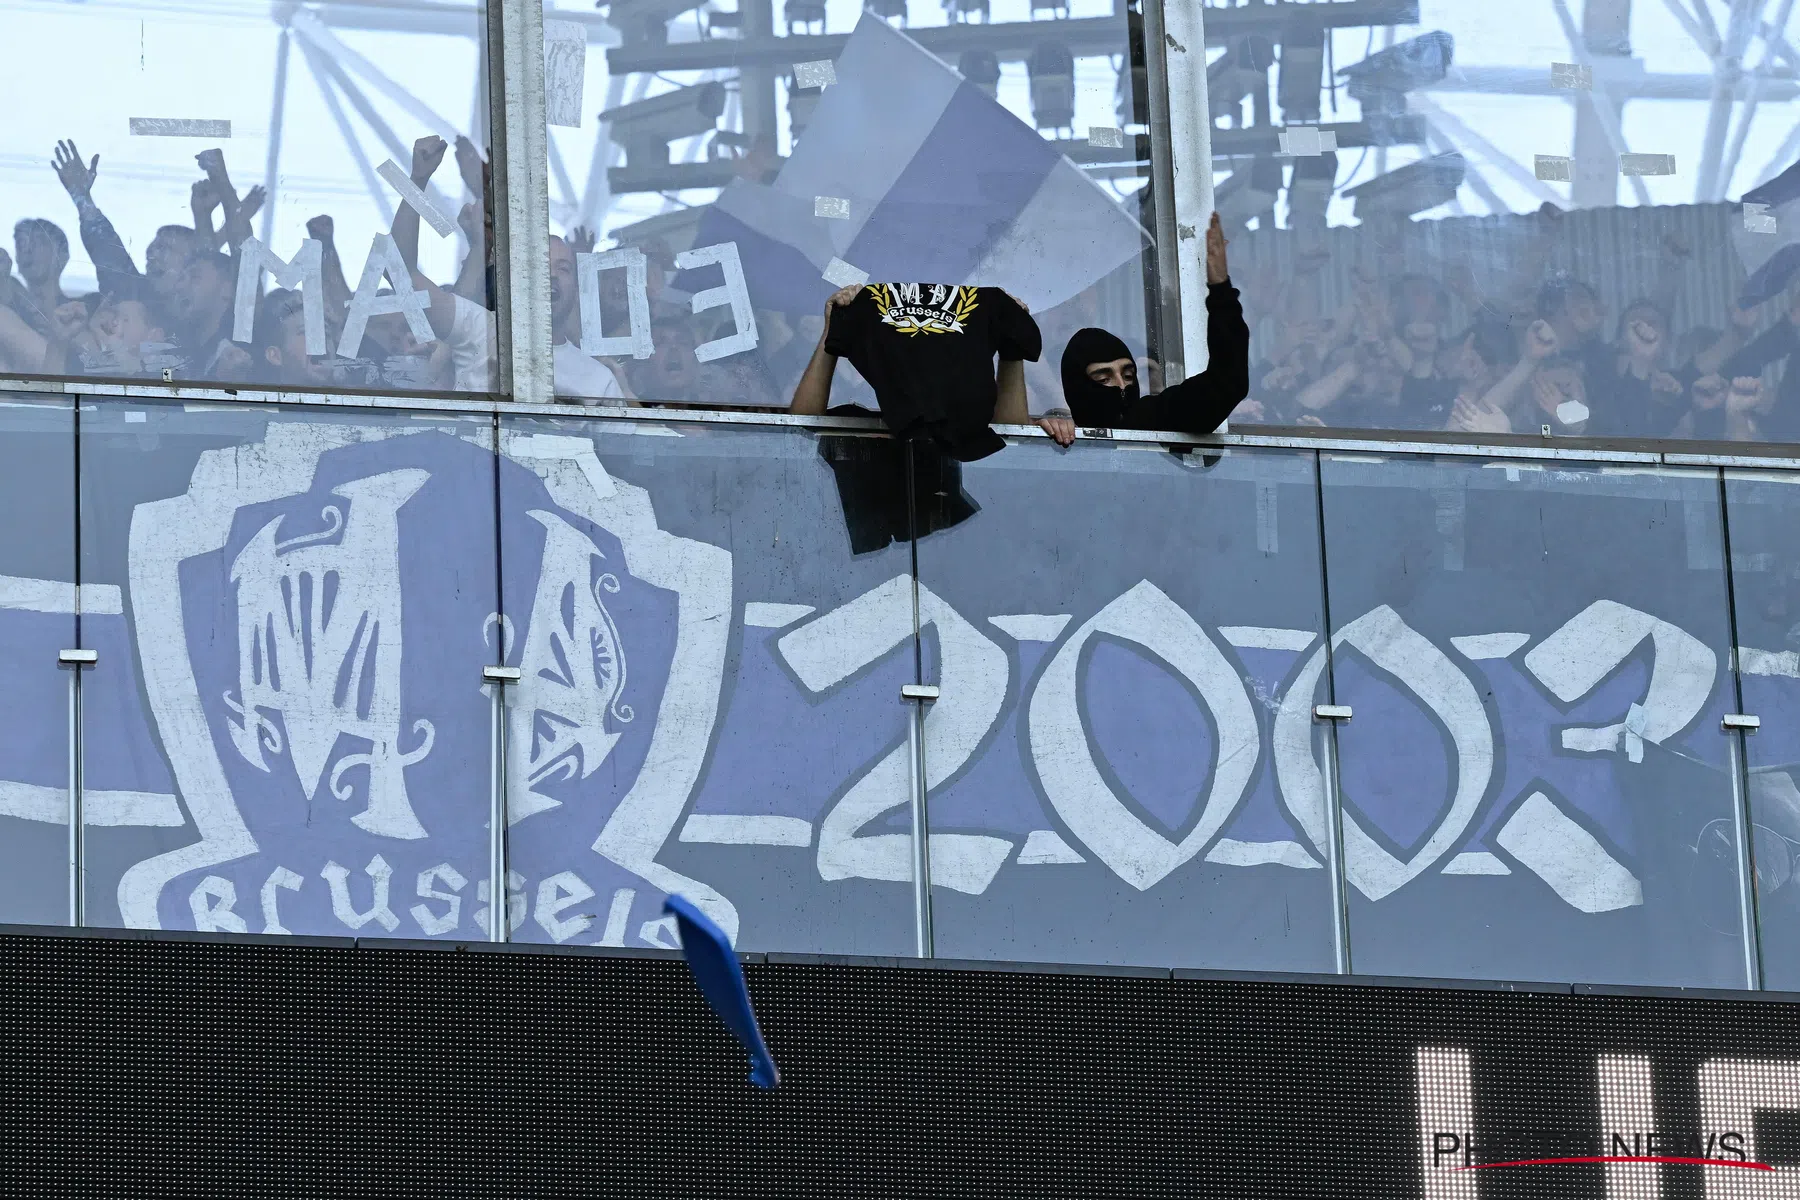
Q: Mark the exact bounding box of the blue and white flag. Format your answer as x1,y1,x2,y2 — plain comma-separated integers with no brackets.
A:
700,14,1150,314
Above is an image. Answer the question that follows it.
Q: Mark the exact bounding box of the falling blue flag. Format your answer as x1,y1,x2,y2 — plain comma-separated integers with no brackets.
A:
664,894,780,1089
693,14,1150,316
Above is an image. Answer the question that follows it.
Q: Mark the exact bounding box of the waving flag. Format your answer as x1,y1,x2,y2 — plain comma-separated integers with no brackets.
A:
665,893,780,1089
697,14,1150,314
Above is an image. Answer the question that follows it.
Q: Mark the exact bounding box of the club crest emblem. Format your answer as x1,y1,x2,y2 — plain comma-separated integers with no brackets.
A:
868,283,978,336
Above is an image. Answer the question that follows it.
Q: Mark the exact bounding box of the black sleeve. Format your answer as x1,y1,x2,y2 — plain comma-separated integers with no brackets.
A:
1125,278,1249,434
823,290,870,360
74,195,142,297
1724,321,1799,379
987,289,1042,362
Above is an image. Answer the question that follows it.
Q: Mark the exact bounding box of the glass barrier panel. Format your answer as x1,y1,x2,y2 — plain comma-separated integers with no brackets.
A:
0,3,496,392
1190,2,1800,447
77,396,499,936
0,392,75,926
1721,470,1800,990
542,0,1167,424
1319,453,1744,986
498,416,920,955
913,436,1337,970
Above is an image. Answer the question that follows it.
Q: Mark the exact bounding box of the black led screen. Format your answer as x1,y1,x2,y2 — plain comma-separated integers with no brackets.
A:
4,929,1800,1198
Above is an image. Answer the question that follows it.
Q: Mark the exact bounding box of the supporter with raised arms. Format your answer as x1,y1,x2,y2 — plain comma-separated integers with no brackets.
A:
789,279,1038,461
1037,212,1250,446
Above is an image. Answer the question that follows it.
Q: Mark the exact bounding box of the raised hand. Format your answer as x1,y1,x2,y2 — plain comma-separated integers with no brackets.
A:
306,214,335,243
1525,319,1559,360
1622,317,1661,364
1205,211,1228,285
49,300,89,343
569,224,597,254
412,134,448,184
191,179,221,218
52,140,99,200
454,136,487,195
1727,376,1765,414
237,185,266,222
1449,395,1511,435
822,284,860,333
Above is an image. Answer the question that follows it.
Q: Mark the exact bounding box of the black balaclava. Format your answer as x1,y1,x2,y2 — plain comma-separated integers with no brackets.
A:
1060,327,1139,425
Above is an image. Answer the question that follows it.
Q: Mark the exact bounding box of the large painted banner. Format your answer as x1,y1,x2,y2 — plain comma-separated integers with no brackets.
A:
1,396,1794,990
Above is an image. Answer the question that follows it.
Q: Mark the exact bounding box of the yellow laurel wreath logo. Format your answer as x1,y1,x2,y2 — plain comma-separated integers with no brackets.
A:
868,284,979,336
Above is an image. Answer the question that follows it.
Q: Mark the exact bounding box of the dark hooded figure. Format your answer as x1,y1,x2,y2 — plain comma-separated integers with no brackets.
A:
1041,211,1251,444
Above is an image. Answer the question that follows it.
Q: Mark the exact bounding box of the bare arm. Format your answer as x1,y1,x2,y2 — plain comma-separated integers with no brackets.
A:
1296,359,1358,411
1481,319,1559,417
190,180,220,249
452,202,489,303
196,149,241,248
788,334,838,415
395,136,447,273
993,358,1028,423
788,287,858,414
452,137,493,303
304,215,352,346
1695,303,1763,375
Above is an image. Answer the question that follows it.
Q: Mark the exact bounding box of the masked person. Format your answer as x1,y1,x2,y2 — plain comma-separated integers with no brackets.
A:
1039,212,1249,445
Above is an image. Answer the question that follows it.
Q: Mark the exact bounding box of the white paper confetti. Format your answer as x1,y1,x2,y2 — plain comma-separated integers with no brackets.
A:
130,118,231,138
1745,202,1778,234
814,195,851,220
793,59,837,89
1619,152,1675,176
822,257,869,288
1549,62,1592,90
1087,125,1125,149
1535,154,1573,182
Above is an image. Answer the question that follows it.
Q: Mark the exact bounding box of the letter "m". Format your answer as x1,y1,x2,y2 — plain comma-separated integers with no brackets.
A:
232,236,326,355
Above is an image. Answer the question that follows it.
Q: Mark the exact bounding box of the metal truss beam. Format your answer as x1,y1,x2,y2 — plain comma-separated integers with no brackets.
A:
1423,66,1797,99
608,0,1419,74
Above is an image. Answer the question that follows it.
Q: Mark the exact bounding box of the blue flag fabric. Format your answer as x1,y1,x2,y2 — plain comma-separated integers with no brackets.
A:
664,894,780,1088
688,14,1149,316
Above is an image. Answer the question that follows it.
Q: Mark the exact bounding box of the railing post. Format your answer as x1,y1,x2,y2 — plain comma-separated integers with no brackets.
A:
902,683,940,958
59,647,98,927
484,664,522,941
1315,703,1354,975
1723,712,1764,989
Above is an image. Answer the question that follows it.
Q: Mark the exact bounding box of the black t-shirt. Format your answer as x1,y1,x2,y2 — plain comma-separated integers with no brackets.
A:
824,283,1042,461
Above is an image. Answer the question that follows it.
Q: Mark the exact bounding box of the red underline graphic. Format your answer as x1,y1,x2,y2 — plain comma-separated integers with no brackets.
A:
1453,1156,1774,1172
